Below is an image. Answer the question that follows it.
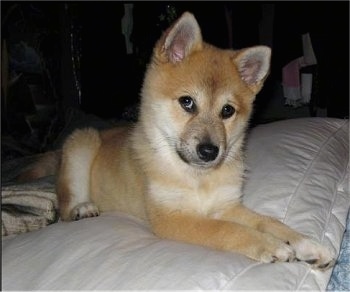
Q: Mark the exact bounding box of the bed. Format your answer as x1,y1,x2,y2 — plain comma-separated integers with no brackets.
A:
2,117,349,290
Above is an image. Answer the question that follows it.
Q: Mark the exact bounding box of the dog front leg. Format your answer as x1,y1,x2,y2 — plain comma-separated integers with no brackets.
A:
219,204,335,270
147,205,294,264
57,128,101,221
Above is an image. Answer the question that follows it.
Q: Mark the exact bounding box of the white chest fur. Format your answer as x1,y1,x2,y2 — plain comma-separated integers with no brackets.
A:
148,180,242,218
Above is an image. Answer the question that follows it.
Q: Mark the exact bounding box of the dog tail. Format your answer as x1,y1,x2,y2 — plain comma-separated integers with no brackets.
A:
15,150,61,182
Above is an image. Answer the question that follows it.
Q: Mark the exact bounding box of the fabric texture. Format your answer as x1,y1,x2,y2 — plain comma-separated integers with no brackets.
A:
2,177,58,236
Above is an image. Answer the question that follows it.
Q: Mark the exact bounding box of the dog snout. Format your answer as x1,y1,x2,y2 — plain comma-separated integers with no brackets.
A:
196,143,219,162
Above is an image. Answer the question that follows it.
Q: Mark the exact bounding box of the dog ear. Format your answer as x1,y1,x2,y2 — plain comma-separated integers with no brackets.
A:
155,12,203,63
234,46,271,94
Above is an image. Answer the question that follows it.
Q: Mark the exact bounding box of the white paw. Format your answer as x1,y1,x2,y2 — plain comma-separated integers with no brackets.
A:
259,237,296,263
273,243,296,262
292,238,335,270
70,202,100,221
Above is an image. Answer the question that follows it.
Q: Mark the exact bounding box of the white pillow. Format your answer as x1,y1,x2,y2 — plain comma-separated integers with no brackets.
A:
2,117,349,290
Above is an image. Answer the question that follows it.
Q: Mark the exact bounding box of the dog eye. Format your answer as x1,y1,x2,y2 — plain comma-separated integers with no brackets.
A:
179,96,196,113
221,104,235,119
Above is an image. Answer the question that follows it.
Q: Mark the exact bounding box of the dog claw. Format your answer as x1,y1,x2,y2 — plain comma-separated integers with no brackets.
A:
70,202,100,221
305,259,317,265
303,258,335,270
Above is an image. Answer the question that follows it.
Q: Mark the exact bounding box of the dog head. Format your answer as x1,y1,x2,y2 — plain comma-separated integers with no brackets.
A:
139,12,271,170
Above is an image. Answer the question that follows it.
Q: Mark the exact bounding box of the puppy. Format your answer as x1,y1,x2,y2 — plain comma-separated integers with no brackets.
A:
23,12,335,270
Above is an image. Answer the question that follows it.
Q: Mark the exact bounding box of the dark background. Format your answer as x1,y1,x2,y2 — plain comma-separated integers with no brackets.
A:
1,1,349,157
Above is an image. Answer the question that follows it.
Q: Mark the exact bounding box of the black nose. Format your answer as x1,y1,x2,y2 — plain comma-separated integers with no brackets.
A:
196,143,219,162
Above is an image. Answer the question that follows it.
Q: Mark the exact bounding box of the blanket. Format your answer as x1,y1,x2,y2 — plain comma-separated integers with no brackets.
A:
2,177,58,236
327,211,350,291
1,155,58,237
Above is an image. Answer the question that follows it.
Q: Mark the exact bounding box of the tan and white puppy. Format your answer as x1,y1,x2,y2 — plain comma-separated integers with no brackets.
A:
23,12,334,269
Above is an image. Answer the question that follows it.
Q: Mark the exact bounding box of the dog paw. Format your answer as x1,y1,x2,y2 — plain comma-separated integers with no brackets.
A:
292,238,335,270
258,236,296,263
70,202,100,221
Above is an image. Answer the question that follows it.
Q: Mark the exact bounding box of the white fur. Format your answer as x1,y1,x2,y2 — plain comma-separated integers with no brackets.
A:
65,149,95,209
62,128,101,211
293,237,335,263
149,182,241,217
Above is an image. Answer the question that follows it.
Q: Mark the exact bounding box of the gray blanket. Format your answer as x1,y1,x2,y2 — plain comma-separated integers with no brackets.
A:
2,156,58,236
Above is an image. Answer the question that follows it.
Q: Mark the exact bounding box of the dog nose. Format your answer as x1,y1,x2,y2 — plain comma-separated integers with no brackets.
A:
196,143,219,162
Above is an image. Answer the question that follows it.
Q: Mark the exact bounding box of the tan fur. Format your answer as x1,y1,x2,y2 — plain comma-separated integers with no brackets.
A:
16,151,61,183
22,12,334,269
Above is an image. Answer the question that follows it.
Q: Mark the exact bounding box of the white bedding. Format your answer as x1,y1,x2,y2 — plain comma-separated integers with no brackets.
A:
2,117,349,290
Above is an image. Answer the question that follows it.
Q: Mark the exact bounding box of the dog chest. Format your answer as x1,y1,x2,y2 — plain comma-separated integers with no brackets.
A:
147,181,242,217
